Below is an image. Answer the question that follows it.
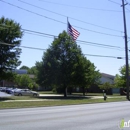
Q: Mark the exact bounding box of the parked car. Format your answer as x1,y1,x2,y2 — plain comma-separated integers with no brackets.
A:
6,88,14,94
0,87,3,91
12,88,21,93
14,89,39,96
1,87,7,92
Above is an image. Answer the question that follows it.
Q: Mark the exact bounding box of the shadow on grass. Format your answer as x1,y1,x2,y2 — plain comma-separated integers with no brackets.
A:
38,95,91,100
0,95,92,101
72,93,103,96
0,97,15,101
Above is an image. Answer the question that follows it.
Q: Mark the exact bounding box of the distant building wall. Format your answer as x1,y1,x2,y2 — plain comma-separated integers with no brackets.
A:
87,73,115,94
112,88,120,93
100,77,114,84
100,73,115,84
13,69,27,74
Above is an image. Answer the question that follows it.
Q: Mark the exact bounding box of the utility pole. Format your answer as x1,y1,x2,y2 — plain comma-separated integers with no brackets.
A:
121,0,129,100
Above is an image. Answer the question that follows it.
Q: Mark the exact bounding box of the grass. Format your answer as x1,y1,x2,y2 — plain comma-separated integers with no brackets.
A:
71,93,103,96
39,91,55,94
0,95,127,109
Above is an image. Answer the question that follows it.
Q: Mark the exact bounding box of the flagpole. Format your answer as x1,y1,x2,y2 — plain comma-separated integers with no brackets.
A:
67,17,68,33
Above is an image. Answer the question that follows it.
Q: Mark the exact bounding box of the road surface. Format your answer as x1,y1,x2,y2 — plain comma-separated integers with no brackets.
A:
0,101,130,130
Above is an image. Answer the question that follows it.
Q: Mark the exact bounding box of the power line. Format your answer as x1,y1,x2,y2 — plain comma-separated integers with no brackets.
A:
108,0,121,6
77,40,125,51
0,24,55,37
23,31,125,51
0,24,125,51
22,32,125,51
0,0,66,24
69,17,122,33
23,30,125,51
0,41,125,59
73,25,122,37
84,53,124,59
24,32,54,39
77,39,124,50
18,0,123,33
21,28,126,50
108,0,130,12
0,41,47,51
124,0,130,12
38,0,123,12
126,7,130,12
23,25,122,38
0,0,123,38
18,0,67,17
23,28,56,37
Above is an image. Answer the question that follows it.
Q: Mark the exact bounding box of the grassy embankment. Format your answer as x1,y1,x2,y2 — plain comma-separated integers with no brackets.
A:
0,91,126,109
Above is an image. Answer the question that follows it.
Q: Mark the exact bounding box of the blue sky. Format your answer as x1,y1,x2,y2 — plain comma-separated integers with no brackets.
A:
0,0,130,76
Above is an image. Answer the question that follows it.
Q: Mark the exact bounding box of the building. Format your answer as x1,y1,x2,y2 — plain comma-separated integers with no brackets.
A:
100,73,115,84
87,73,116,94
100,73,120,94
12,69,27,74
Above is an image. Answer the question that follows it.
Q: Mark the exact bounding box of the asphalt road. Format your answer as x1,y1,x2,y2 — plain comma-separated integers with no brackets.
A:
0,101,130,130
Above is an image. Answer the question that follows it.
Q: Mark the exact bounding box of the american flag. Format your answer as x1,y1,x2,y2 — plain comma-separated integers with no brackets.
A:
67,22,80,41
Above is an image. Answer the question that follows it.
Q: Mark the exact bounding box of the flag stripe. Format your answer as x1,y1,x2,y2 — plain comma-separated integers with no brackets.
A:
67,22,80,40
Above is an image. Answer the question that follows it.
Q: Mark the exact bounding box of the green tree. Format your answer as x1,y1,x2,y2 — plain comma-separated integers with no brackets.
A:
114,65,130,88
28,82,34,90
99,82,114,90
28,66,37,75
20,75,32,88
20,66,29,70
36,31,100,97
114,74,125,88
35,61,43,86
20,65,37,75
14,74,21,87
0,17,23,80
72,56,100,95
14,74,38,90
14,74,31,88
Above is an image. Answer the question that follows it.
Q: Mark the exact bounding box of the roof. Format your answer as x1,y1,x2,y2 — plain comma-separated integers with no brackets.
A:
101,73,115,79
13,69,27,74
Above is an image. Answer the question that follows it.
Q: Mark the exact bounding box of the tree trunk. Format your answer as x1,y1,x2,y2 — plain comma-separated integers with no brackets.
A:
64,86,67,97
82,87,85,96
68,87,72,95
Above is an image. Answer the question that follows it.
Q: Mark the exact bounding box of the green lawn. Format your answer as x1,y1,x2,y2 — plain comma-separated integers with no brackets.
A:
0,96,39,101
69,93,117,96
0,95,127,109
39,91,55,94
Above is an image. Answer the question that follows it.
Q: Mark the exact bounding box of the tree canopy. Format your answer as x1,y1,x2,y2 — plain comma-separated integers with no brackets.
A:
114,65,130,88
0,17,23,80
20,66,29,70
99,82,114,90
20,65,37,75
36,31,100,97
14,74,38,90
28,66,37,75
